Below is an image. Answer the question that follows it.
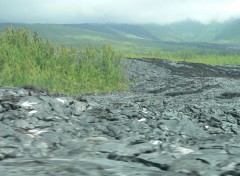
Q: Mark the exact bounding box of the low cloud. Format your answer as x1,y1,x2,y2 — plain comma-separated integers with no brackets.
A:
0,0,240,24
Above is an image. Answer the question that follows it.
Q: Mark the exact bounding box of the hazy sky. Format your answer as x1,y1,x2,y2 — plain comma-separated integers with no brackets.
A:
0,0,240,24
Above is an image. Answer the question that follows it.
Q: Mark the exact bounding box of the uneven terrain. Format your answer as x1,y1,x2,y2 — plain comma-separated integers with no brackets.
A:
1,58,240,175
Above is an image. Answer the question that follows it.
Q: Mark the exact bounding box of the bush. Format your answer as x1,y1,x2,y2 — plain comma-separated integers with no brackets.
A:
0,27,128,95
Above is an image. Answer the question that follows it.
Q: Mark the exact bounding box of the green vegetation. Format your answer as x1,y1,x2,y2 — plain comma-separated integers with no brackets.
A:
1,22,238,66
2,20,240,46
0,24,239,96
170,52,240,65
0,28,128,95
123,49,240,65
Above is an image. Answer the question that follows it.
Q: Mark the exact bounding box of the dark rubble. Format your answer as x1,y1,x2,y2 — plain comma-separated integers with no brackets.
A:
1,58,240,176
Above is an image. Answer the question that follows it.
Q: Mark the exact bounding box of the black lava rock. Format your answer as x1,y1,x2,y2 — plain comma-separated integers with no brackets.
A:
1,58,240,175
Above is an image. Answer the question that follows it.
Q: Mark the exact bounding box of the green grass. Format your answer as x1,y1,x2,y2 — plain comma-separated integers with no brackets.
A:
0,26,239,97
1,23,239,66
0,27,128,95
112,43,240,66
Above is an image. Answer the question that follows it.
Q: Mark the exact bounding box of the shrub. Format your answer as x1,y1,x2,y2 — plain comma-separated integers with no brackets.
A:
0,27,128,95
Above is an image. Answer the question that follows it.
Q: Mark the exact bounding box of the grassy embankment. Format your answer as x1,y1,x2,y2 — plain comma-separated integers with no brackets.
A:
1,23,239,66
115,43,240,66
0,28,128,95
20,24,240,66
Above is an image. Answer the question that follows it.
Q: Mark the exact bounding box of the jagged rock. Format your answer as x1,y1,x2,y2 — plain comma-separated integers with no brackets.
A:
1,58,240,175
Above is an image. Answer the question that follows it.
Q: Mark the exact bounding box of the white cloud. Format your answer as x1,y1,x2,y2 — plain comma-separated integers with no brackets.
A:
0,0,240,24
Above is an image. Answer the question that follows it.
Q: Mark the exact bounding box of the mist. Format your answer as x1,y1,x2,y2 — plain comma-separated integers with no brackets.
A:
0,0,240,24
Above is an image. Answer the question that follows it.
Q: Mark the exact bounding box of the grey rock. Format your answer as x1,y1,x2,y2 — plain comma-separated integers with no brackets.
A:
1,58,240,175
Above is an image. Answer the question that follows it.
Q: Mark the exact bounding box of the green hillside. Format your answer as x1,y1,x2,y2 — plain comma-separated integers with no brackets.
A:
213,19,240,44
1,19,240,54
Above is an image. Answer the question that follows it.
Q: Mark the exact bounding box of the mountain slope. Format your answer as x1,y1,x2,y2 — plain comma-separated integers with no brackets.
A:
213,19,240,44
1,19,240,49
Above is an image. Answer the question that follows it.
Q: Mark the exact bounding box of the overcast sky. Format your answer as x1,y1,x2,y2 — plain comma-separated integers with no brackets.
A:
0,0,240,24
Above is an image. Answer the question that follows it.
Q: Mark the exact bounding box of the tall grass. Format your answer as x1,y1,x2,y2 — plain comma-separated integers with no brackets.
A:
123,48,240,65
0,28,128,95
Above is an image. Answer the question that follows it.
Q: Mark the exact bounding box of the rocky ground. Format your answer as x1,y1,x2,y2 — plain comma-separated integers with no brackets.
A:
1,58,240,176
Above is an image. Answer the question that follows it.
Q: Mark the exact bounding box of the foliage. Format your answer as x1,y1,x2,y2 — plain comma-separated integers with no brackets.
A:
123,48,240,65
0,27,128,95
2,24,239,66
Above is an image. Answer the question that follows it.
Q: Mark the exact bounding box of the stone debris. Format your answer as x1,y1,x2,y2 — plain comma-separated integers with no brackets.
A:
0,58,240,175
